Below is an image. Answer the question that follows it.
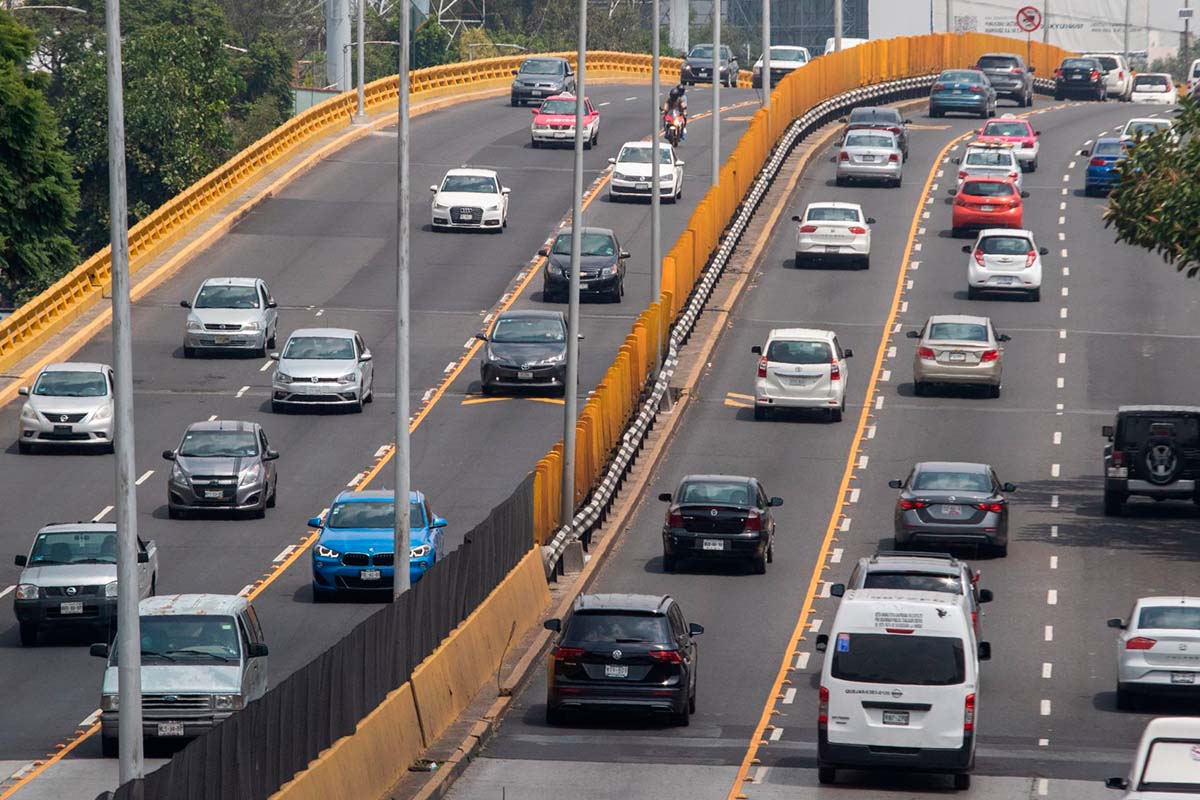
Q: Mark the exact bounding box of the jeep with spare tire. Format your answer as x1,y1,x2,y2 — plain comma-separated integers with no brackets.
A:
1102,405,1200,516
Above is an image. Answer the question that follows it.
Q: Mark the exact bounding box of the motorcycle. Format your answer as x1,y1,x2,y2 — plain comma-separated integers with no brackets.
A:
663,111,685,146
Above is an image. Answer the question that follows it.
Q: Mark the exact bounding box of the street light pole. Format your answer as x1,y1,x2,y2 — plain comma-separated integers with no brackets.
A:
711,0,721,188
393,0,411,599
650,0,662,369
835,0,844,51
1185,0,1192,78
944,0,952,33
1123,0,1131,58
561,0,586,527
104,0,143,781
762,0,770,107
355,0,366,120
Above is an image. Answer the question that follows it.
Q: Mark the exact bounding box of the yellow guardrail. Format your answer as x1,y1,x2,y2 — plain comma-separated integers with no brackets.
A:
529,32,1075,544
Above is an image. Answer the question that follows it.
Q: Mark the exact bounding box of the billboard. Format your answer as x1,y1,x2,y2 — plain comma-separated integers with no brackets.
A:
933,0,1138,53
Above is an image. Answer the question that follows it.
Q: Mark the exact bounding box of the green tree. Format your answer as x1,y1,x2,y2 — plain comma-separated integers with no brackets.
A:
413,19,452,70
1104,96,1200,279
0,13,79,304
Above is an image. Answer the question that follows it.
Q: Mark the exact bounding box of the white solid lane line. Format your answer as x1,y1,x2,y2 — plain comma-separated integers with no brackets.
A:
135,470,154,485
93,506,113,522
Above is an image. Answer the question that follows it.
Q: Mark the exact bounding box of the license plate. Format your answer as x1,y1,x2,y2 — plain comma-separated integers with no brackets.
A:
605,664,629,678
517,371,533,380
996,277,1015,285
953,89,964,94
980,204,995,212
635,182,649,190
555,132,568,138
460,213,474,220
204,490,224,499
949,352,966,362
531,90,543,96
156,721,185,737
825,245,841,253
786,377,814,386
360,569,381,581
1172,672,1196,684
1071,74,1085,80
60,601,83,615
861,154,876,162
579,283,590,290
702,539,724,551
882,710,910,726
54,425,72,434
214,335,230,345
940,504,964,516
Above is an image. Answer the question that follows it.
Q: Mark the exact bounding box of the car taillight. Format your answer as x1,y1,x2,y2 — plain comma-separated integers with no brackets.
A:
958,170,968,180
1054,68,1063,78
1012,67,1024,75
977,501,1004,512
744,510,762,531
1025,250,1037,268
968,84,984,93
830,359,841,380
649,649,684,664
848,226,867,235
887,126,901,135
932,82,945,91
818,685,829,724
917,346,935,359
981,349,999,362
1126,637,1157,650
757,357,768,378
971,610,978,629
1022,141,1034,148
1091,69,1100,81
1118,70,1124,79
667,511,684,527
973,249,986,267
888,153,900,163
839,150,850,161
1112,451,1126,466
964,693,976,732
899,499,928,510
799,224,818,233
553,646,586,661
1090,157,1106,167
1008,172,1020,181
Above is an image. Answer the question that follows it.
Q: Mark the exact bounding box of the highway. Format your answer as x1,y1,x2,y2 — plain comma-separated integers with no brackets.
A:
0,83,758,798
442,97,1198,800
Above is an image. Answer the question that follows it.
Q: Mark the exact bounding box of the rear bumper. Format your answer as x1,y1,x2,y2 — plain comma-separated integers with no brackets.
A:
896,524,1006,547
754,383,842,408
930,95,988,112
1106,478,1197,499
968,265,1042,290
836,162,901,181
952,208,1022,230
548,683,686,714
663,530,767,559
1085,169,1119,189
1056,81,1103,96
913,359,1001,386
819,729,974,773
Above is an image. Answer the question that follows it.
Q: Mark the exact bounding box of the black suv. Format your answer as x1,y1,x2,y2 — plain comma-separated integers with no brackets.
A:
1103,405,1200,515
544,593,703,726
659,474,782,573
974,52,1035,107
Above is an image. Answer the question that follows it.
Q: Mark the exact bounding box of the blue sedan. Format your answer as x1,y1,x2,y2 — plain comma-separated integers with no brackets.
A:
930,69,997,119
1083,137,1129,196
309,489,446,601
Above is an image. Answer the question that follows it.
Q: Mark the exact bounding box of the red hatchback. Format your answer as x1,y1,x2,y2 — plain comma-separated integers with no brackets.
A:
530,94,600,149
950,177,1027,237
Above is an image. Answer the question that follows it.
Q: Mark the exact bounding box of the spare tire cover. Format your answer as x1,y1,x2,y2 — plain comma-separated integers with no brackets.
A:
1139,439,1183,486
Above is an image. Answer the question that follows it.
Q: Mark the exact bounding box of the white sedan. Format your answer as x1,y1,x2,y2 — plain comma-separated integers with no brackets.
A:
608,141,684,203
1109,597,1200,710
790,202,873,269
429,168,510,232
964,228,1048,301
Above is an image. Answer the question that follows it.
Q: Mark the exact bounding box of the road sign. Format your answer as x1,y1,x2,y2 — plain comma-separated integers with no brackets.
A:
1016,6,1043,32
1181,8,1195,19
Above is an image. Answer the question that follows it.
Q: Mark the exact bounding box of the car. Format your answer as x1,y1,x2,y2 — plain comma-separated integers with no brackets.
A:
835,129,903,187
889,461,1017,556
953,144,1023,191
829,551,994,637
839,106,910,159
1129,73,1178,104
539,226,628,303
607,140,684,203
751,328,852,421
543,593,703,726
309,490,446,600
751,45,810,88
680,43,738,86
510,56,575,106
475,310,570,396
270,327,374,412
16,362,115,454
950,176,1029,238
1082,137,1130,196
1120,116,1178,145
823,37,868,56
1108,598,1200,710
929,69,997,119
429,167,510,232
1190,58,1200,97
1054,56,1108,100
13,523,157,646
974,114,1040,171
530,93,599,149
973,52,1035,107
1105,717,1200,797
791,202,874,269
163,420,279,519
658,474,781,574
1102,405,1200,516
1083,52,1134,101
963,229,1048,301
180,277,278,358
907,314,1011,398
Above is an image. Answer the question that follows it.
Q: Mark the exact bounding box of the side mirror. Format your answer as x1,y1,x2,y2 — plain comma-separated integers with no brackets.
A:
947,188,958,197
269,352,280,360
543,618,562,632
1107,618,1126,629
1034,129,1041,135
17,387,29,396
1102,425,1115,438
307,516,323,528
267,299,278,309
1080,148,1091,156
512,69,519,76
888,479,903,489
90,643,109,659
676,160,685,166
359,351,373,362
837,117,847,123
750,345,762,354
1106,778,1129,791
502,187,511,195
1020,190,1030,198
658,492,672,502
830,583,845,597
905,330,921,339
978,589,994,603
769,496,784,507
537,247,549,257
474,333,488,342
264,450,280,461
247,642,269,658
1002,482,1017,493
429,184,438,193
973,130,982,135
179,300,192,309
951,157,962,164
162,450,176,460
137,551,149,564
577,334,585,341
1039,247,1050,255
14,555,27,567
688,622,704,636
790,215,801,222
978,641,992,661
844,348,853,358
962,245,972,253
997,334,1012,343
607,157,616,165
865,217,876,225
531,107,539,114
619,251,631,259
815,633,829,652
904,118,913,124
432,516,448,529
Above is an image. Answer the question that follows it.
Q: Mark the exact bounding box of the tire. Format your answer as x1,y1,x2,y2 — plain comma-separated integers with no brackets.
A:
673,700,691,727
689,685,697,714
951,227,963,238
350,396,364,414
250,501,266,520
893,174,903,188
1029,157,1038,172
271,400,285,414
767,542,774,564
753,406,768,421
531,138,540,148
860,256,870,271
1054,91,1064,101
991,541,1008,558
663,553,675,573
831,401,844,423
817,767,836,785
481,380,494,397
19,622,37,646
793,252,805,269
1116,686,1136,711
267,331,276,349
18,441,32,455
312,587,334,604
168,506,183,520
545,705,565,726
953,773,971,791
1104,489,1125,516
751,552,767,575
1084,185,1096,197
592,129,599,148
266,484,277,508
150,575,157,596
609,279,622,304
967,286,980,301
892,536,909,551
510,96,519,107
101,734,119,758
184,346,196,359
1025,91,1034,107
583,135,592,151
987,384,1001,399
1029,288,1041,302
929,107,942,118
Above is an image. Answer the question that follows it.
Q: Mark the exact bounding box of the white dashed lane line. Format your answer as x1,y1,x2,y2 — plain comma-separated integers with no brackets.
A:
809,618,823,633
782,688,797,704
92,506,113,522
1051,494,1060,508
1045,624,1054,641
235,385,250,398
273,545,297,563
1041,699,1052,716
1047,589,1058,605
770,727,784,741
259,361,273,372
135,470,154,485
1050,555,1058,569
1053,431,1062,445
1043,662,1053,678
830,548,843,563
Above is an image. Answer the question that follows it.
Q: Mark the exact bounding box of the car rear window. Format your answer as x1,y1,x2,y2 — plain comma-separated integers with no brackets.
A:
564,612,671,644
862,572,963,594
1062,58,1098,70
1133,74,1170,89
978,235,1033,255
977,56,1019,70
766,340,832,364
965,151,1014,167
1093,56,1119,70
939,70,983,84
1140,740,1200,792
982,121,1031,137
1139,606,1200,630
848,107,899,123
928,322,988,341
678,480,753,505
845,133,895,148
962,180,1015,197
1119,416,1200,445
806,206,861,222
912,470,991,491
831,633,966,685
1093,140,1127,156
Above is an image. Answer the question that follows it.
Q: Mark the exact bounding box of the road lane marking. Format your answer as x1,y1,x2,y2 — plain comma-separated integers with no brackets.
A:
880,369,891,382
0,586,13,600
238,584,254,596
875,395,884,410
809,618,822,633
1060,248,1068,258
1051,494,1059,508
235,385,250,398
79,710,101,727
1058,216,1065,225
1050,555,1058,569
1045,625,1054,641
347,472,365,487
751,766,769,784
1038,777,1050,795
830,548,843,563
1058,231,1065,241
1051,463,1060,477
461,396,509,406
839,518,851,532
1051,524,1059,538
1059,201,1067,210
1043,662,1053,678
818,582,831,598
273,545,297,563
135,470,154,485
1041,699,1052,715
1060,307,1068,319
1053,431,1062,445
857,455,869,469
1058,352,1066,364
1047,589,1058,605
598,101,610,106
795,651,810,669
92,506,113,522
782,688,797,704
1039,738,1050,747
848,488,860,503
866,424,876,439
1068,160,1076,169
314,309,324,317
910,260,919,270
1056,377,1065,388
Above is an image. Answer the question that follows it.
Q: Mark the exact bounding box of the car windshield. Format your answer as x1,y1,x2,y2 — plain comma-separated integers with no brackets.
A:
29,531,119,565
978,236,1033,255
617,145,673,165
1126,121,1170,137
863,572,963,594
1138,606,1200,630
912,470,991,491
962,180,1015,197
928,322,988,341
520,59,563,75
977,56,1018,70
766,340,832,364
1133,75,1170,89
1063,58,1098,70
688,45,729,60
178,430,259,458
983,122,1030,137
32,371,107,397
806,206,861,222
1094,140,1127,157
831,633,966,685
769,47,808,62
845,133,894,148
1139,740,1200,792
194,285,259,309
325,499,425,529
965,151,1014,167
552,232,616,257
563,612,671,644
538,99,575,114
440,175,498,194
282,336,355,360
490,316,565,344
1092,56,1119,70
678,480,753,506
113,615,241,665
939,70,982,84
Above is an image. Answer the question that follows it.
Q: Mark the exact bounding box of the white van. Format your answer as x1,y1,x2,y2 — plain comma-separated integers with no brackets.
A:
815,589,990,790
824,37,868,56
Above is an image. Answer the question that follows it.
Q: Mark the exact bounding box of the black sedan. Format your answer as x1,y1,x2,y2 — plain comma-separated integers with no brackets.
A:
659,474,782,573
889,461,1016,557
680,43,739,87
544,593,703,726
1053,57,1108,101
475,310,572,396
540,227,628,303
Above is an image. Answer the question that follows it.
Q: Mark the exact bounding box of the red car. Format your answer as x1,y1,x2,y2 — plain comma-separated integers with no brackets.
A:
974,115,1040,172
950,177,1028,237
530,94,600,149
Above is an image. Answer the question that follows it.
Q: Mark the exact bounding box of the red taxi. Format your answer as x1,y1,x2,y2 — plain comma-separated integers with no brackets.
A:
974,114,1040,172
530,94,600,149
950,176,1028,237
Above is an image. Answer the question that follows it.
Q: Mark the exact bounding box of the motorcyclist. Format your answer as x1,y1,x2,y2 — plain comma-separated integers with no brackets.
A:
662,84,688,141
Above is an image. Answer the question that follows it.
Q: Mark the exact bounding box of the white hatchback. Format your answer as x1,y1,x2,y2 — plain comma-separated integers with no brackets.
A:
964,229,1048,301
751,328,852,422
1129,73,1177,104
955,145,1022,192
1109,597,1200,710
792,202,873,269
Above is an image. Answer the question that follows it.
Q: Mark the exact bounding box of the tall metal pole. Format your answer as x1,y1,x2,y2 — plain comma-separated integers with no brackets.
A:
944,0,952,33
651,0,662,369
835,0,843,51
1123,0,1131,58
761,0,770,107
327,0,350,89
355,0,366,119
711,0,721,188
1043,0,1050,44
104,0,143,783
561,0,586,527
1185,0,1192,79
393,0,411,599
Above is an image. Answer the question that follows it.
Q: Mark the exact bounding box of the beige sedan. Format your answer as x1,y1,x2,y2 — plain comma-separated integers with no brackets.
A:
906,314,1010,398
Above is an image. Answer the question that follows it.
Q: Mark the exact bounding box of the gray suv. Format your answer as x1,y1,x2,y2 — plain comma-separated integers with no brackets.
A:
164,420,279,518
974,52,1035,107
181,277,278,358
1103,406,1200,515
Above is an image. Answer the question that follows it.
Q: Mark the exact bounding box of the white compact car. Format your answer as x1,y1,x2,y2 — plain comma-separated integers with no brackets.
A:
608,141,684,203
1121,116,1178,144
964,229,1048,301
1129,73,1178,104
1109,597,1200,710
1106,717,1200,798
17,362,115,454
751,328,852,422
791,202,874,269
429,167,510,231
954,145,1022,192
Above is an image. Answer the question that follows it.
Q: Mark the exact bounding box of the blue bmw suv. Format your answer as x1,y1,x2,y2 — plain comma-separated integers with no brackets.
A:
309,489,446,600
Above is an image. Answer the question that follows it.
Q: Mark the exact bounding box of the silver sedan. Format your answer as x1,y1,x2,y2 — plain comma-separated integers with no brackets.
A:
907,314,1010,398
1110,597,1200,710
835,130,903,187
17,362,115,454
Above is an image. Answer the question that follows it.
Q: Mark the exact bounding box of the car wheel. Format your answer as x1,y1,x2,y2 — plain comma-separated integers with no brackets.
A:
168,506,183,520
967,286,980,301
767,542,774,564
150,575,157,595
953,773,971,791
830,404,843,423
893,174,903,188
673,700,691,726
794,251,805,269
17,441,32,455
267,330,277,349
860,255,870,270
1025,91,1034,107
350,396,364,414
184,346,196,359
689,685,697,713
751,551,767,574
1054,91,1064,101
101,734,119,758
531,138,540,149
1029,288,1041,302
266,484,277,508
753,406,768,421
583,135,591,151
18,622,38,647
834,175,847,187
663,553,675,573
991,541,1008,558
592,128,599,147
1104,489,1126,516
609,279,623,304
250,501,266,520
545,705,566,726
1116,685,1136,711
312,587,334,604
951,227,963,238
987,384,1001,399
271,400,285,414
1029,156,1038,172
817,767,837,785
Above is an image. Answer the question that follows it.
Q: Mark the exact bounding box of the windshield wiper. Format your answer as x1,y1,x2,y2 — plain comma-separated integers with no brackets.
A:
141,650,176,662
166,648,233,662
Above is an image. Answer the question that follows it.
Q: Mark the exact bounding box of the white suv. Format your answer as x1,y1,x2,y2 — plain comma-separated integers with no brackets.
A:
1084,53,1133,101
751,328,852,422
964,228,1048,301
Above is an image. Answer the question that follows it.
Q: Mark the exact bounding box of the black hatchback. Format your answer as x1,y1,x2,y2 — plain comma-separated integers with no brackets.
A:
659,474,782,574
544,593,703,726
539,226,629,303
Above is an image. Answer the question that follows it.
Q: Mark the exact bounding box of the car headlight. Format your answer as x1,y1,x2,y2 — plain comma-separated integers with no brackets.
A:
547,262,564,275
613,172,631,182
170,462,188,484
186,319,203,332
682,63,693,73
15,584,39,600
101,694,118,711
239,463,263,486
213,694,244,711
315,543,340,559
91,404,113,422
603,264,619,275
409,544,432,559
432,202,449,212
242,321,261,331
536,353,566,366
275,372,292,384
338,372,358,384
19,404,37,422
104,581,118,598
485,204,500,212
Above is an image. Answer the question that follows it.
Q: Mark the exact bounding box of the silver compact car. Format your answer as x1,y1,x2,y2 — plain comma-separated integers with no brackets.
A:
164,420,279,519
890,461,1017,556
835,130,903,187
907,314,1010,397
181,277,278,358
271,328,374,412
1109,597,1200,710
17,362,115,454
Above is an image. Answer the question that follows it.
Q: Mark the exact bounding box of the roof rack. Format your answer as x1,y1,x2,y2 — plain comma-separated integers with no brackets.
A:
871,550,958,562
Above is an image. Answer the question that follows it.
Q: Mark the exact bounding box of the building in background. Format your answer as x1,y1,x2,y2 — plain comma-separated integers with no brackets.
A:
698,0,869,53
